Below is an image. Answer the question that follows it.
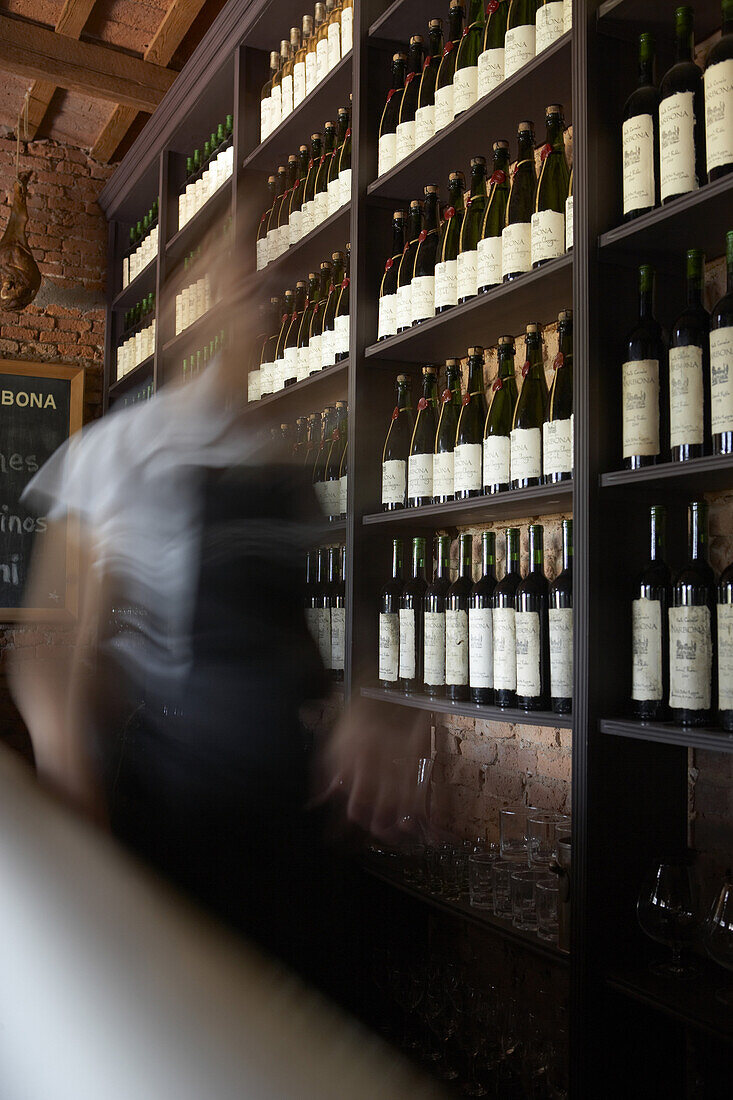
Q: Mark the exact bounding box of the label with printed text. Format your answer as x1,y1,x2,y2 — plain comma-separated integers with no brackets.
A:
704,58,733,173
710,326,733,435
632,597,663,701
669,604,711,711
510,426,542,482
493,606,517,690
483,434,510,487
669,343,704,447
622,358,660,458
501,222,532,278
379,612,399,681
504,24,535,79
446,608,469,685
659,91,698,202
469,606,493,689
399,608,417,680
424,611,446,686
454,442,482,493
515,610,541,697
549,607,573,699
717,602,733,711
623,113,655,214
477,235,502,289
382,458,406,506
477,47,504,98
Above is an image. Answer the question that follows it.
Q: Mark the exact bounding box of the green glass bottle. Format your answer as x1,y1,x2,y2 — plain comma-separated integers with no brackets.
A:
378,209,407,340
477,0,510,98
531,104,570,268
632,505,671,721
502,120,536,281
327,106,350,216
434,0,465,131
453,0,486,116
400,536,428,692
433,359,463,502
396,35,425,163
511,322,548,488
301,132,323,238
445,533,474,700
457,155,488,302
469,530,497,704
477,139,510,292
382,373,414,509
504,0,539,79
484,334,519,493
378,52,408,176
321,250,346,371
408,365,439,506
455,347,488,497
380,539,404,687
423,535,452,696
434,171,466,312
543,309,574,482
659,6,706,204
313,121,337,226
281,280,307,388
396,199,424,333
288,144,310,245
710,229,733,455
493,527,522,707
338,95,353,207
308,260,333,375
296,272,320,382
549,517,573,714
515,523,549,710
415,19,444,147
669,500,715,726
333,243,351,362
622,33,660,221
622,264,667,469
669,248,710,462
704,0,733,180
411,185,441,324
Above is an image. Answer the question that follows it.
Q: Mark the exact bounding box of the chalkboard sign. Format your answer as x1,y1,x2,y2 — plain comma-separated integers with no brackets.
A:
0,360,84,620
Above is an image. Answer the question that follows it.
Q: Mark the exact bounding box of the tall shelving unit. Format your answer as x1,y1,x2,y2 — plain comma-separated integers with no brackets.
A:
99,0,733,1092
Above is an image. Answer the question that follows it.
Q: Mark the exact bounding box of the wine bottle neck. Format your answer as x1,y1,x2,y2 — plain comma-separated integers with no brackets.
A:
392,541,403,580
497,346,515,378
435,538,450,578
327,547,340,584
505,530,520,573
424,191,440,228
467,356,484,393
470,165,487,196
517,132,534,159
545,116,565,152
562,523,573,571
411,541,427,579
396,382,411,410
448,7,464,39
649,510,665,562
528,527,544,571
638,54,655,86
639,287,654,320
482,535,496,575
673,16,694,62
689,505,708,563
458,538,472,579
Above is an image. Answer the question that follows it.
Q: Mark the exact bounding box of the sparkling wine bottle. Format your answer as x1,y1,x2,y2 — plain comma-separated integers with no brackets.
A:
669,500,715,726
258,295,281,398
435,171,466,312
478,0,509,100
502,120,536,281
704,0,733,181
434,0,466,131
321,250,346,371
293,15,312,108
338,437,348,517
477,140,510,293
301,133,323,237
415,19,445,147
504,0,538,80
337,96,352,206
378,210,407,341
515,523,549,710
484,334,518,493
659,5,706,204
511,322,548,488
396,199,424,333
493,527,521,707
455,347,488,497
454,0,486,116
256,174,277,271
308,261,333,375
333,243,350,362
396,35,425,163
288,144,310,246
312,406,336,515
565,165,573,250
324,400,348,520
281,28,299,120
457,155,488,302
408,365,439,506
382,373,414,509
260,50,279,139
296,271,320,381
632,504,671,721
622,33,660,221
543,308,573,482
622,264,668,469
266,166,287,265
412,185,441,324
378,52,408,176
711,229,733,455
380,539,404,687
470,530,497,704
669,248,710,462
549,517,572,714
718,556,733,730
328,107,350,216
313,121,337,227
276,155,298,256
532,103,570,268
271,289,294,394
314,546,332,671
434,358,463,501
400,536,428,692
445,533,474,700
423,534,452,696
282,280,307,388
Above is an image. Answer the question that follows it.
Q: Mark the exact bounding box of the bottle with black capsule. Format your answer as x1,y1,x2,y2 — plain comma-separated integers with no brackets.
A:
659,6,706,204
446,533,474,701
378,52,408,176
532,103,570,269
632,504,671,721
502,121,537,281
493,527,522,707
469,530,497,704
396,35,425,164
382,373,414,509
549,518,573,714
400,536,428,693
511,322,548,488
415,19,444,147
457,155,488,302
324,401,348,520
423,535,452,697
396,199,424,333
669,500,716,727
515,523,549,711
314,546,333,672
477,140,510,293
710,230,733,455
333,243,350,363
669,248,710,462
412,185,441,325
622,33,660,221
622,264,667,469
308,261,333,375
379,538,403,687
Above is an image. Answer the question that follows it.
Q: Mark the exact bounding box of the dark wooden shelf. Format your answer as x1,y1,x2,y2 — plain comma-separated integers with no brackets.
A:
366,34,572,203
597,0,722,41
161,300,227,356
108,354,155,394
244,358,348,418
365,253,573,363
606,964,733,1043
600,718,733,755
112,257,157,311
600,454,733,496
164,176,233,266
364,862,569,964
361,685,572,729
249,202,351,298
241,51,353,173
362,480,573,527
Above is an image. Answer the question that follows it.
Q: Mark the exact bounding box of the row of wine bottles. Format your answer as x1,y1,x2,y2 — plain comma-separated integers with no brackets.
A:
176,117,234,231
305,543,347,680
247,246,350,401
118,382,154,408
379,523,572,714
116,294,156,379
174,249,213,336
181,329,227,384
306,402,348,520
376,0,572,176
259,0,354,140
121,201,158,288
622,235,733,469
377,110,571,339
382,312,572,509
621,6,732,221
255,104,351,271
632,501,732,730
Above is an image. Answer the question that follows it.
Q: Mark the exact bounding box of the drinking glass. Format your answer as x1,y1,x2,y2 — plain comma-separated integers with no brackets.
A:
637,860,698,978
500,807,529,862
528,812,561,868
469,852,497,909
492,860,515,920
510,869,543,931
703,879,733,1005
536,877,560,942
437,843,463,901
392,755,434,839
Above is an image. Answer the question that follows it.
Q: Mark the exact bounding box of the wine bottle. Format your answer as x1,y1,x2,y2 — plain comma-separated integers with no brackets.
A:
301,133,323,238
292,415,309,460
378,209,407,341
314,546,332,671
338,98,352,206
324,401,348,520
435,171,466,312
281,280,307,388
266,166,287,265
271,289,294,395
493,527,521,707
659,6,706,204
396,199,424,333
327,0,342,71
478,0,509,100
296,271,320,382
535,0,564,54
434,358,463,501
549,517,573,714
543,308,573,482
325,545,341,678
469,530,497,704
316,0,333,84
333,243,350,362
281,29,299,120
415,19,445,147
532,103,570,268
669,500,715,726
504,0,538,79
306,6,323,96
515,523,549,710
338,438,348,518
273,41,288,132
331,545,346,682
303,412,319,467
314,121,337,227
258,295,281,398
378,52,408,176
511,322,548,488
341,0,353,54
718,557,733,730
308,261,333,375
305,549,319,647
288,145,310,246
313,406,336,514
400,536,428,692
434,0,466,131
321,250,346,371
408,365,439,506
454,0,486,116
632,504,671,721
704,0,733,180
260,50,279,139
565,165,573,250
293,15,312,108
669,248,710,462
455,347,488,497
502,120,536,281
711,229,733,455
457,155,488,302
256,174,277,271
396,35,426,163
412,185,441,324
444,533,473,700
484,334,518,493
622,33,660,221
328,107,350,216
382,373,414,509
622,264,667,469
424,534,452,696
380,539,404,687
276,155,298,257
247,304,268,401
477,140,510,293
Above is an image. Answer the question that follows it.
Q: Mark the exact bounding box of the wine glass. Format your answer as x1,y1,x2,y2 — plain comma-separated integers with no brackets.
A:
637,860,698,978
703,878,733,1005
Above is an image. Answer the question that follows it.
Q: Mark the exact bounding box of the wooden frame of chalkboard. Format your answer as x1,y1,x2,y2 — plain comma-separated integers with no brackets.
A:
0,359,84,622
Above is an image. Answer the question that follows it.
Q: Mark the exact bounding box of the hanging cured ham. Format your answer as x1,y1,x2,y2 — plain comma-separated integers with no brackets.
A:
0,170,41,311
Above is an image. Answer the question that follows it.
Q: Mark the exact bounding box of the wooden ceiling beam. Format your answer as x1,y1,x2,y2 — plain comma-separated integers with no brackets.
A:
91,0,208,163
0,14,177,114
23,0,100,139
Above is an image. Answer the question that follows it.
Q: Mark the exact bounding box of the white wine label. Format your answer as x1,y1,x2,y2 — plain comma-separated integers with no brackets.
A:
283,345,299,382
305,607,319,646
316,607,332,669
454,442,483,493
549,607,573,699
669,343,704,447
379,612,400,681
411,274,436,323
289,209,302,244
704,59,733,173
531,209,565,266
435,260,458,309
333,313,350,358
382,458,406,506
477,47,504,98
710,326,733,435
408,451,433,499
378,132,397,176
396,283,412,331
469,606,493,689
293,62,306,106
308,334,322,375
414,104,435,146
313,190,329,227
306,52,317,95
457,248,478,299
493,606,517,690
273,357,288,392
632,597,663,701
313,479,328,514
328,178,341,217
433,451,454,497
269,87,281,131
453,65,479,116
669,604,712,711
276,221,289,258
260,97,270,140
396,119,416,162
328,22,341,69
300,200,314,238
501,222,532,278
295,347,309,382
477,235,502,289
281,74,293,118
717,602,733,710
321,478,341,517
622,358,660,458
256,237,267,271
399,608,417,680
247,368,261,403
563,0,572,31
321,328,335,370
331,606,345,670
316,38,330,83
565,193,573,250
515,610,541,697
543,417,573,476
434,84,454,131
259,360,274,394
483,433,510,487
424,611,446,686
622,113,656,215
341,6,353,53
446,608,469,685
265,229,278,266
339,168,352,206
510,426,542,482
378,292,397,339
536,1,564,53
504,24,536,79
659,91,698,202
338,473,348,515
